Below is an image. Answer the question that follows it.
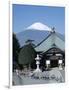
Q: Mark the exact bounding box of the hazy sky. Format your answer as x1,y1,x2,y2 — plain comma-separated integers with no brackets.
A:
13,4,65,34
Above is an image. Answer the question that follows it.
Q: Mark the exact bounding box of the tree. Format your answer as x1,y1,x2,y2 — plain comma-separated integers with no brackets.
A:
18,44,36,69
13,33,20,69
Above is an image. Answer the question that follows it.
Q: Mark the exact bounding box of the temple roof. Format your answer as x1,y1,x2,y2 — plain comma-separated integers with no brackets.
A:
35,31,65,52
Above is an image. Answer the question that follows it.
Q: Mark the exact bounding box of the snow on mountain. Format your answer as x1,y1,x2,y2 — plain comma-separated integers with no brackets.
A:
26,22,52,31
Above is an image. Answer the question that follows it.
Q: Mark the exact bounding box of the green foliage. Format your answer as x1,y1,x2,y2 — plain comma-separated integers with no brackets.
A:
13,33,20,68
18,44,36,65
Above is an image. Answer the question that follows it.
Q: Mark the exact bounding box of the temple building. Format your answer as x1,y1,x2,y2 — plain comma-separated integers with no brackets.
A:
35,30,65,68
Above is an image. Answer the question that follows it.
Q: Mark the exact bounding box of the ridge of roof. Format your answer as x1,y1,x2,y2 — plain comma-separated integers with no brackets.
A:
35,32,51,48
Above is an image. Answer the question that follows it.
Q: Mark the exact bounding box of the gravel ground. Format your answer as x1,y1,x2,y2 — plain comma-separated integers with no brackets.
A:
12,67,65,86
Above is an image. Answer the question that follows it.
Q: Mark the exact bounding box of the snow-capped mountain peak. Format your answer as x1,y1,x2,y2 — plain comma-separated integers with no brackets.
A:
26,22,52,31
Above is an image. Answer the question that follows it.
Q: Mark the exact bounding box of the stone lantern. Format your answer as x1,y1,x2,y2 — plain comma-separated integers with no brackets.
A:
58,59,63,70
33,54,41,73
46,60,50,69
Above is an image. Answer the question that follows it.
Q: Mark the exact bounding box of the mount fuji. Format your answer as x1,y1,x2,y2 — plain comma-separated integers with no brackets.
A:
16,22,52,47
26,22,52,31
